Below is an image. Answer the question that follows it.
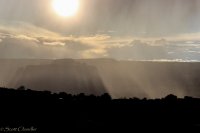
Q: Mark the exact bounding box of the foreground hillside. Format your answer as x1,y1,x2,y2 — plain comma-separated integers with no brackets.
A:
0,87,200,131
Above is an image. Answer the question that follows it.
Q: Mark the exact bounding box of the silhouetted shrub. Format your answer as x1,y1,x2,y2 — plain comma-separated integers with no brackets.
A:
165,94,177,101
17,86,26,90
101,93,112,101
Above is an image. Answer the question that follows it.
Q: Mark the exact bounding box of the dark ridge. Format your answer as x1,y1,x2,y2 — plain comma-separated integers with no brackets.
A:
0,87,200,132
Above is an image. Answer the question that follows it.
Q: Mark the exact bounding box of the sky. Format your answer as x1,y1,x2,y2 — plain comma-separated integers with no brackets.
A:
0,0,200,61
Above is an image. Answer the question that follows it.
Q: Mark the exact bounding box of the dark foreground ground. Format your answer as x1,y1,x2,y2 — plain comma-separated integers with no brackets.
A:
0,87,200,132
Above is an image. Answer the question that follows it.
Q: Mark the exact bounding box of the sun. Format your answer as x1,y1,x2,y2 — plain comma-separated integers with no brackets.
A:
52,0,80,17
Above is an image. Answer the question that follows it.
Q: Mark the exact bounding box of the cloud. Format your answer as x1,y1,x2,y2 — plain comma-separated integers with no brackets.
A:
0,21,200,60
0,23,87,59
151,59,199,62
107,40,168,60
168,33,200,42
0,37,74,59
81,34,111,42
105,38,200,61
0,37,40,58
43,41,65,46
12,35,40,43
0,21,59,38
0,22,110,59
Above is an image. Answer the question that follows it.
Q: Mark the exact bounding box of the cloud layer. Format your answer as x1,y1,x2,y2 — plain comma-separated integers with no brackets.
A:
0,22,200,61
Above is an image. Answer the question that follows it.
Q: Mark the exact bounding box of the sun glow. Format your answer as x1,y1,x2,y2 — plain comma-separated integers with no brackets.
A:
52,0,80,17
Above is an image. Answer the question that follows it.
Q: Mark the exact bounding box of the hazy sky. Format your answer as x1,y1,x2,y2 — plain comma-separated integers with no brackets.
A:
0,0,200,61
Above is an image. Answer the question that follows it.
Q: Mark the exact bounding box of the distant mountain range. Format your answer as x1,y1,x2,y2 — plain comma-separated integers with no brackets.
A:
0,58,200,98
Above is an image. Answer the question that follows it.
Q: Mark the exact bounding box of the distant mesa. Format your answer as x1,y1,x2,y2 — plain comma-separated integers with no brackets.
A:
0,59,200,98
10,59,106,95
